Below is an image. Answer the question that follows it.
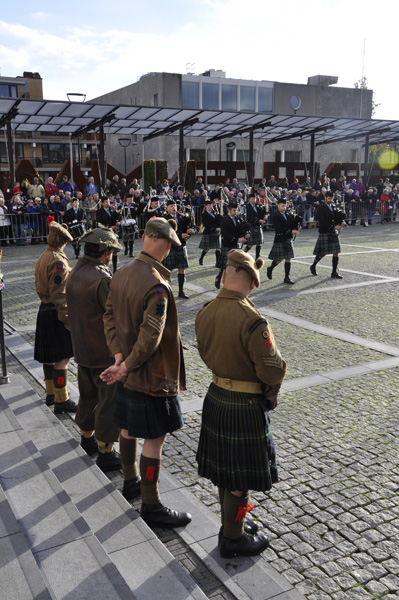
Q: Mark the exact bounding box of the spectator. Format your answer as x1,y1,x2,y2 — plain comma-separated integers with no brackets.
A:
45,177,58,199
59,175,74,196
84,176,98,197
0,197,11,246
28,177,45,200
10,195,26,245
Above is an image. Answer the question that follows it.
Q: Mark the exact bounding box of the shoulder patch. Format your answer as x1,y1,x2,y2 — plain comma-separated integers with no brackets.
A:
56,262,63,272
248,318,268,334
155,285,165,299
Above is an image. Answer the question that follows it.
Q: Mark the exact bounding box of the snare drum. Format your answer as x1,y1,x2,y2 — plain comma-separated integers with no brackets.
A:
69,222,86,240
121,218,136,239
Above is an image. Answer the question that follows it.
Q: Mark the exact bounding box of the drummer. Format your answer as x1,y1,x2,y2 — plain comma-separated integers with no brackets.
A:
121,194,139,257
63,198,86,258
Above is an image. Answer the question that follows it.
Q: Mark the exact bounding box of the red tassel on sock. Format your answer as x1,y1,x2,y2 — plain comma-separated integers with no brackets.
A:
235,503,254,522
57,376,65,386
145,466,155,481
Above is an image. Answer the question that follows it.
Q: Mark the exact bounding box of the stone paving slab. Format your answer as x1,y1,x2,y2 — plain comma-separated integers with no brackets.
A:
0,532,53,600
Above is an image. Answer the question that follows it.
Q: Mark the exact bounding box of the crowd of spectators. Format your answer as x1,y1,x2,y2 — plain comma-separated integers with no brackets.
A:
0,172,397,247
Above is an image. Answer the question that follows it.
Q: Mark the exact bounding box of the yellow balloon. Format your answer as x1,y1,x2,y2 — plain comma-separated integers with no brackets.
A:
378,149,399,170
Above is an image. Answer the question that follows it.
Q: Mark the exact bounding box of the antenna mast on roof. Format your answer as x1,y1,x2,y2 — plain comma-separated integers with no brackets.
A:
186,62,195,75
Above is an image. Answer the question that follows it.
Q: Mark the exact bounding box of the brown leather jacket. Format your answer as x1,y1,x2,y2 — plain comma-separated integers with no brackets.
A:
103,252,186,396
35,246,70,326
66,257,113,368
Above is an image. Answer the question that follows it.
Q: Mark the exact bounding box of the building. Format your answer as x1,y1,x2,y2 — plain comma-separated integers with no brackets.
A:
91,70,373,182
0,72,97,182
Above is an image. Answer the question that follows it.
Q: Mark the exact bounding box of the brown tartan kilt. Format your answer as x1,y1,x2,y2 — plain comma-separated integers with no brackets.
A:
268,240,294,261
199,233,221,250
34,302,73,363
196,383,278,492
313,231,341,256
163,245,189,270
114,382,184,439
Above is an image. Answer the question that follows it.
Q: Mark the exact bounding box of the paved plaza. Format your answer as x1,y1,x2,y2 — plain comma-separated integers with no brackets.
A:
2,222,399,599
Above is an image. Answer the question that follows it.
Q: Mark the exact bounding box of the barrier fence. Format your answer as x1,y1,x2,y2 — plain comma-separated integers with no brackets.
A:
0,202,396,245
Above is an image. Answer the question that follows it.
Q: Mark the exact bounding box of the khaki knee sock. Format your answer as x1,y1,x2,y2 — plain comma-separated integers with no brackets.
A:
223,490,250,540
43,364,54,395
97,441,114,454
120,436,138,480
140,455,161,505
53,369,69,403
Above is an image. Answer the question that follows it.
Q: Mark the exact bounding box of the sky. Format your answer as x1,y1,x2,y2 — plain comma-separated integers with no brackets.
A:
0,0,397,121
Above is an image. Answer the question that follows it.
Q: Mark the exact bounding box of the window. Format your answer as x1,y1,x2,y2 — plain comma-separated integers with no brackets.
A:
182,81,199,108
42,143,79,164
189,149,206,161
237,149,249,162
285,150,301,162
258,87,273,112
275,150,301,162
350,148,358,162
154,93,158,107
221,85,237,110
0,142,24,162
202,83,219,109
240,86,255,111
0,84,18,98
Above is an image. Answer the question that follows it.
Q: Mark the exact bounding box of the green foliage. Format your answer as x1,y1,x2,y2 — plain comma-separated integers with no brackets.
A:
329,162,342,180
156,160,168,184
354,76,380,117
144,160,155,193
184,160,196,194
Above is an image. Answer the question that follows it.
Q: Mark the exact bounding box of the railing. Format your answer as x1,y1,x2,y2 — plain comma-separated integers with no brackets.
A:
0,201,396,245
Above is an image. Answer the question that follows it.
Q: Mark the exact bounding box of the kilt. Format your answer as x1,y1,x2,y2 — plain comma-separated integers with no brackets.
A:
247,226,264,246
163,245,189,270
199,233,221,250
313,231,341,256
114,382,184,439
217,245,236,271
34,302,73,363
268,241,294,260
196,383,278,492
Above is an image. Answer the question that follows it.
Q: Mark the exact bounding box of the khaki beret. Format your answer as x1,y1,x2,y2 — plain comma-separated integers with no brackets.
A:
144,217,181,246
227,249,264,287
49,220,73,242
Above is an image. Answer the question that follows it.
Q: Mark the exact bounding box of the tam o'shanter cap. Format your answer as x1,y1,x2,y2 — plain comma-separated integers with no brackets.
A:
80,225,122,251
227,249,264,287
49,220,73,242
144,217,181,246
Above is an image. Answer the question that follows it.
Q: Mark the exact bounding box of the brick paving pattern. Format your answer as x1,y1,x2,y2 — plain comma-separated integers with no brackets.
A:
1,225,399,599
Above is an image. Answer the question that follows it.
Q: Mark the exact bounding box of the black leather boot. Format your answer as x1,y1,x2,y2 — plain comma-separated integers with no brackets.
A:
219,532,269,558
140,502,191,528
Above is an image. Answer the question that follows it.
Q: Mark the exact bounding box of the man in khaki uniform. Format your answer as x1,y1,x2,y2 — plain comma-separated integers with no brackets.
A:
195,249,287,558
34,220,77,413
101,217,191,528
66,227,125,475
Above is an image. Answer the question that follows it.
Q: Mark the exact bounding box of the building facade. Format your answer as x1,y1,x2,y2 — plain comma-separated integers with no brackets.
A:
91,70,373,183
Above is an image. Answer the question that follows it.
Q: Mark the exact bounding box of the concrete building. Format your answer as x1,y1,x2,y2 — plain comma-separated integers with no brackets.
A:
91,70,373,182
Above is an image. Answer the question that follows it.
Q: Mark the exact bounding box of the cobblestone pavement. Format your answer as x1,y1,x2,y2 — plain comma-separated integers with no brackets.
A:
2,224,399,599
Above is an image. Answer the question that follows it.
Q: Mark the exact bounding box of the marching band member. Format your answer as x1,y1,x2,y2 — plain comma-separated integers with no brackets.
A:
267,198,301,284
64,198,86,258
121,195,139,257
244,193,267,260
198,199,221,266
163,199,194,299
310,190,345,279
215,201,250,290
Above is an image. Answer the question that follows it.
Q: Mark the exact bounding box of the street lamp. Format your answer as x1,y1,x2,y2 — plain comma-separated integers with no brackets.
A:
118,138,131,174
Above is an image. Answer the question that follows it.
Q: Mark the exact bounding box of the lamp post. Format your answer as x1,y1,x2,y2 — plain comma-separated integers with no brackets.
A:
118,138,131,175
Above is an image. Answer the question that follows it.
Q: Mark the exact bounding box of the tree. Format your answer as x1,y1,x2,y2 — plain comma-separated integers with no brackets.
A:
354,76,380,117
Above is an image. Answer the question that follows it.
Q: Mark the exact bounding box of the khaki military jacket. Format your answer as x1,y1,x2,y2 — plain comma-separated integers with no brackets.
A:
195,288,286,386
35,246,70,326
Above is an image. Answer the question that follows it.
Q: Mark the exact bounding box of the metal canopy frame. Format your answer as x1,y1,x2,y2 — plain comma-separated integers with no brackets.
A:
1,96,399,187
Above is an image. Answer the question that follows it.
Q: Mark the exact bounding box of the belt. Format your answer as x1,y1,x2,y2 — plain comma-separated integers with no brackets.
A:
212,373,262,394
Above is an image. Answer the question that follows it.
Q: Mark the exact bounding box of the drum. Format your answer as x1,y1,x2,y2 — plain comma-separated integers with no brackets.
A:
121,218,136,240
69,222,86,240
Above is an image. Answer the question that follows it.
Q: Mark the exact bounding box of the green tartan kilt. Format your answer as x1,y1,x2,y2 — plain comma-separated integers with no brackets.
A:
199,233,221,250
196,383,278,492
163,245,189,270
268,241,294,261
217,245,237,270
247,226,264,246
313,231,341,256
